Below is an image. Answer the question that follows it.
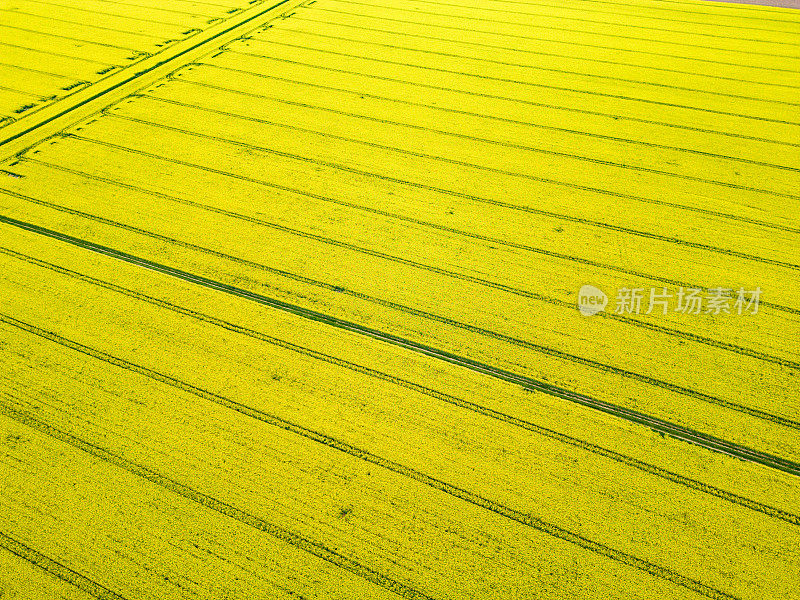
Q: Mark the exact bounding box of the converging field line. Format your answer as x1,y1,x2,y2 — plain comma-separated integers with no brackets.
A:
2,214,798,479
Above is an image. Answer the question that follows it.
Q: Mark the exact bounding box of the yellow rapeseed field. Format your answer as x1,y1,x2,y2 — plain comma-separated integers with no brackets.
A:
0,0,799,598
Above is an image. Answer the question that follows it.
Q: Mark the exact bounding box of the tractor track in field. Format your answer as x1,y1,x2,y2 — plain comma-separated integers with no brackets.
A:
320,0,800,57
0,325,751,600
82,111,800,262
2,243,799,527
1,213,799,480
0,532,129,600
1,190,798,427
168,61,800,162
0,0,306,160
5,162,800,367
